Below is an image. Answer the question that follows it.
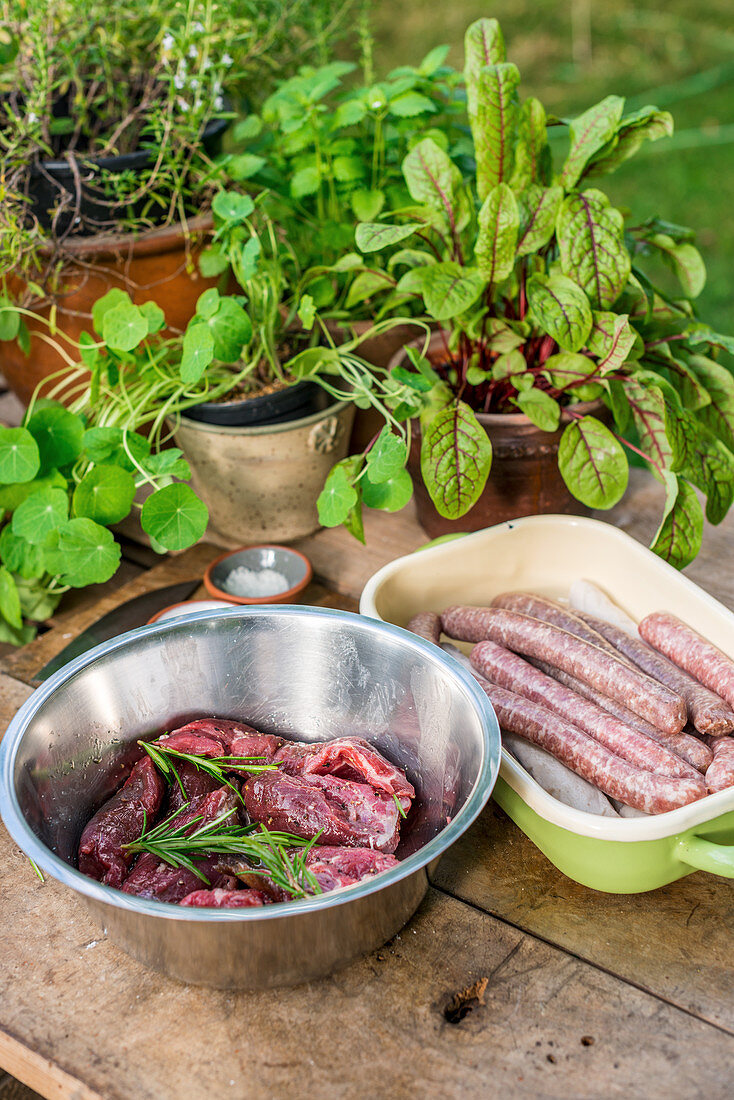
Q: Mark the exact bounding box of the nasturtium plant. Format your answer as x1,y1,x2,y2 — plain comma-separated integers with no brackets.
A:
310,16,734,568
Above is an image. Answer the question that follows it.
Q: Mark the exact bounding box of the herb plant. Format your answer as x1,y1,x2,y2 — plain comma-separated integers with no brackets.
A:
315,18,734,569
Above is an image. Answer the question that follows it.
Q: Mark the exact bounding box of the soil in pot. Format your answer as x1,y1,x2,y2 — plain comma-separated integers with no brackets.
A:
393,332,605,538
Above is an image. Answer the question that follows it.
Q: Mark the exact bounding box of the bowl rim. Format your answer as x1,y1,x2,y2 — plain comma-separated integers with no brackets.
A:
203,545,313,605
0,605,501,922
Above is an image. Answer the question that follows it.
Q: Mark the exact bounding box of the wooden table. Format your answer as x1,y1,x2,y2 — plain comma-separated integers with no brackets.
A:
0,470,733,1100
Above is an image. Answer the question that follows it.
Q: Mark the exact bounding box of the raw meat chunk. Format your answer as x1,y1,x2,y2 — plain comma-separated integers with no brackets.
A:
164,719,282,762
274,736,415,809
179,888,269,908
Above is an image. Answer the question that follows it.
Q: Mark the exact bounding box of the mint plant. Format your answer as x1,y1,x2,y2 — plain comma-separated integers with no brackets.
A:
315,17,734,568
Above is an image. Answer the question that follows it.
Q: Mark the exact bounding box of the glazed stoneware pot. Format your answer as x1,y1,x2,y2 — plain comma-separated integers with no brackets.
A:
174,394,356,547
1,215,221,406
391,332,603,538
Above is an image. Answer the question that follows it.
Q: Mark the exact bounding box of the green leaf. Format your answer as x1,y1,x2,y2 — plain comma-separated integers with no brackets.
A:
82,428,150,471
558,415,629,508
607,378,632,434
102,301,148,352
650,473,703,570
333,156,366,183
673,419,734,525
687,355,734,451
15,576,61,623
345,271,393,309
510,98,551,190
199,246,230,278
516,185,563,257
297,295,316,331
419,263,485,321
389,92,436,118
91,288,130,336
585,108,673,179
355,222,420,253
543,352,598,391
463,18,505,118
420,401,492,518
26,405,84,470
0,565,22,631
365,428,407,484
472,64,520,200
0,298,20,342
0,526,44,579
73,466,136,526
45,518,121,587
475,183,518,284
181,325,215,385
12,488,69,545
350,189,385,222
650,357,711,412
526,274,593,353
291,166,321,199
622,376,674,475
492,349,527,380
402,138,461,226
0,427,40,484
361,468,413,512
16,320,31,356
140,484,208,551
232,115,262,142
143,450,191,481
419,43,450,75
211,191,255,224
317,463,358,527
140,301,165,334
516,388,561,431
227,153,266,180
559,95,625,189
556,190,630,309
204,299,253,363
196,288,220,320
648,234,706,299
587,312,637,373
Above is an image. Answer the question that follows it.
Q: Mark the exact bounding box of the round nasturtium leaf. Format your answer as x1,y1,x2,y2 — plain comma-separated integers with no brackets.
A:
361,468,413,512
102,301,148,352
316,463,358,528
26,405,84,471
73,465,136,525
12,487,69,545
557,415,629,509
0,427,40,484
44,518,121,587
140,483,208,551
365,427,407,484
0,525,45,579
180,324,215,385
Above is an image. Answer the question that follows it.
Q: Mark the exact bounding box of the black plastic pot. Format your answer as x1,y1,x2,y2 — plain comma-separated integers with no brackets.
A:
184,380,329,428
26,114,228,236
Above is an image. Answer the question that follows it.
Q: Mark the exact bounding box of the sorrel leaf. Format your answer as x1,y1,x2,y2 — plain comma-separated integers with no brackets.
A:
557,190,630,309
420,401,492,518
472,63,520,200
464,18,505,118
650,473,703,570
419,262,485,320
526,274,592,352
510,98,551,190
355,222,421,253
559,95,625,189
587,312,637,372
475,183,518,284
557,415,628,508
516,184,563,257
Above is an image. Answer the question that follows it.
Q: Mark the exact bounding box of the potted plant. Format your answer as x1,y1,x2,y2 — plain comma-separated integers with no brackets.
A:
313,18,734,569
0,0,356,403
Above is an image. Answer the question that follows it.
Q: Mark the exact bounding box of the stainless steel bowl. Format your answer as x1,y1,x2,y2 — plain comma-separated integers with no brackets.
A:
0,606,500,989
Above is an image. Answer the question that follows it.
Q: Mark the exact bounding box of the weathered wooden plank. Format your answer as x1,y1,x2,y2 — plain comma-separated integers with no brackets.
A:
434,804,734,1035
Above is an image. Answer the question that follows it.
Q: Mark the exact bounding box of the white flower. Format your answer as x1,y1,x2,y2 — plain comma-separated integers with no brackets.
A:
188,44,198,59
193,21,204,32
174,73,186,89
178,97,190,112
162,32,175,50
189,77,199,89
214,95,224,110
27,111,38,124
222,52,233,67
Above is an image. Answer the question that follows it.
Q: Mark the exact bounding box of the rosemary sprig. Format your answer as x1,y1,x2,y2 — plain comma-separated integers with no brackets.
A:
392,792,407,819
123,802,323,898
138,739,276,803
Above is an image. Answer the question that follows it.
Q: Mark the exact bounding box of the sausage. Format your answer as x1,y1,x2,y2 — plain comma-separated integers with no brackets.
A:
703,736,734,794
470,640,700,780
531,657,713,772
406,611,442,645
639,612,734,710
469,680,705,814
491,592,633,662
574,610,734,736
442,605,686,734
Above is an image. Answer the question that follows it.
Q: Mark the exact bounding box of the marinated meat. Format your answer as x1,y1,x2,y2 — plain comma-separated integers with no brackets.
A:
78,756,164,887
179,888,269,908
166,761,221,814
165,718,283,762
243,770,402,852
224,844,400,901
274,736,415,808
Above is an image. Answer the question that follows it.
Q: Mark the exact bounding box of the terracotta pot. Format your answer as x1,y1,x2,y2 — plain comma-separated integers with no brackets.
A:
392,333,605,538
173,396,356,548
1,215,220,405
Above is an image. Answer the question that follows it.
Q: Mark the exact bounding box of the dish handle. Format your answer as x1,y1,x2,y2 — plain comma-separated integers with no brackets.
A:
676,834,734,878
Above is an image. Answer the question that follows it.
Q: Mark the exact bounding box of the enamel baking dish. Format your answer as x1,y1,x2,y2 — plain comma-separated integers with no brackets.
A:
360,515,734,893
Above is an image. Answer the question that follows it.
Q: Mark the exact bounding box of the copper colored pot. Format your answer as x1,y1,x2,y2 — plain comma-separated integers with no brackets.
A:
392,333,604,538
1,215,220,405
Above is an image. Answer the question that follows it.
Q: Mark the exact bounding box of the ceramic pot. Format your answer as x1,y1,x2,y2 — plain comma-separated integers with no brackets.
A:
174,396,356,547
391,332,605,538
1,215,221,406
184,380,324,428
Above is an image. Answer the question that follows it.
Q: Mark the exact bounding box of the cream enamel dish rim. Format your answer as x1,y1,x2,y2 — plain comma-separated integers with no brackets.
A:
359,514,734,843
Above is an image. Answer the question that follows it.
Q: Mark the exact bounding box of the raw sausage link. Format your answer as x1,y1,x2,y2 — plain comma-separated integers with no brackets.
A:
639,612,734,710
470,640,700,781
406,611,441,645
491,592,633,663
442,606,686,734
531,657,713,772
575,609,734,736
703,736,734,794
469,680,705,814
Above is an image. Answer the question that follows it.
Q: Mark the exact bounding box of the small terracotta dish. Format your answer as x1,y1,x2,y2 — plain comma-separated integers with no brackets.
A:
203,544,312,605
147,598,238,625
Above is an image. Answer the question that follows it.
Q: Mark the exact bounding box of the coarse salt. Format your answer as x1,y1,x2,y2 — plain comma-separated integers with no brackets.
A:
222,566,289,598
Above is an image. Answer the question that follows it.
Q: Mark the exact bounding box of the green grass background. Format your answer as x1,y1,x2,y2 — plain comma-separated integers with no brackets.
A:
372,0,733,335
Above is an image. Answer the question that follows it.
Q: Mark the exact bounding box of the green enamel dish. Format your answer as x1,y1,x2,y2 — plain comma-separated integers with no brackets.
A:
360,514,734,894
